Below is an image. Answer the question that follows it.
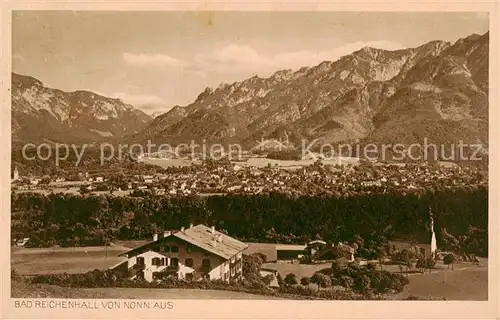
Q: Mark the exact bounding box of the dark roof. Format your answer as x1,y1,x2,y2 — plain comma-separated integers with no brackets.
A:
120,224,249,260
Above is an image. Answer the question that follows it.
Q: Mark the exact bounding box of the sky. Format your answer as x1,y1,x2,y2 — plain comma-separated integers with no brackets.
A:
12,11,489,116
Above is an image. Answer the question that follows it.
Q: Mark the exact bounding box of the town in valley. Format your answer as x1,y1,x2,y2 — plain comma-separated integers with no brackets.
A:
10,11,489,301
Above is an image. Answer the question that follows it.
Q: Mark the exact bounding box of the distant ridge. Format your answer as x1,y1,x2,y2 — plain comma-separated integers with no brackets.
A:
129,32,488,153
12,73,152,144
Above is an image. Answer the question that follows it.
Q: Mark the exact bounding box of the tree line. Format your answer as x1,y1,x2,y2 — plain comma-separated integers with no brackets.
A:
11,185,488,257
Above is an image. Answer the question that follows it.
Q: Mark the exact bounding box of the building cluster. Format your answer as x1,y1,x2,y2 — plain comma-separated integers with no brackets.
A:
127,161,486,196
11,159,486,197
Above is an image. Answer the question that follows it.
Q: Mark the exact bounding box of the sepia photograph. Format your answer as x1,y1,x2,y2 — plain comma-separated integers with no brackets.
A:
1,3,499,319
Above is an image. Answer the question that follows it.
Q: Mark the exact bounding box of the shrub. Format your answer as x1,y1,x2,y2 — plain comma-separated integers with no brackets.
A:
261,274,275,286
425,257,436,270
252,253,267,264
318,268,332,275
443,253,455,268
339,275,354,289
332,258,349,273
276,273,283,287
28,269,389,300
300,277,311,286
242,254,263,282
311,272,332,288
367,262,377,271
284,273,298,285
353,275,371,293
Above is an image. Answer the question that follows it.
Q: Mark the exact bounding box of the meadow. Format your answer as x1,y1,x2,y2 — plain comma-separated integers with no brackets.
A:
11,244,488,300
11,245,128,275
11,279,283,299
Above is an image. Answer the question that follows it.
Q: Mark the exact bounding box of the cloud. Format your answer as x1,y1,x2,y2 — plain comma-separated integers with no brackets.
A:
123,53,190,68
121,40,404,76
193,40,406,75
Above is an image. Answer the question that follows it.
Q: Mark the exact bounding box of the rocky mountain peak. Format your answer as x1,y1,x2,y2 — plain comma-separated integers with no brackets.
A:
11,73,151,144
131,32,488,150
271,69,294,82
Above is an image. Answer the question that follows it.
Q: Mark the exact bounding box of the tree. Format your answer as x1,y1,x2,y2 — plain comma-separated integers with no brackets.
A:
392,247,421,275
39,176,51,185
284,273,298,285
354,275,371,293
310,272,332,289
378,250,387,270
300,277,311,286
367,262,378,271
19,177,30,185
443,253,455,270
416,258,426,273
276,273,283,287
441,228,460,253
425,257,436,273
242,254,263,283
332,258,348,274
339,275,354,289
261,274,274,286
79,185,90,195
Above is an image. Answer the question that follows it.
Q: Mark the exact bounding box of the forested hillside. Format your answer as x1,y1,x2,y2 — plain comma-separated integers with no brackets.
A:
11,186,488,257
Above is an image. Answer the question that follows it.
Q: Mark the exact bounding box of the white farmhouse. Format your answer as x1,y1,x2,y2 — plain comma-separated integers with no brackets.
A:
113,224,248,282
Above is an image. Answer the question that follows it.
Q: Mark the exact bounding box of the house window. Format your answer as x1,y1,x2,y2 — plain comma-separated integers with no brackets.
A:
171,246,179,253
137,257,145,265
185,258,194,267
202,258,211,269
152,257,162,266
161,258,166,266
136,271,144,280
171,258,179,267
163,245,170,252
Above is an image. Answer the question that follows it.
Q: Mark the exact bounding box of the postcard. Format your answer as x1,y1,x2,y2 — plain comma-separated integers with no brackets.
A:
1,1,498,319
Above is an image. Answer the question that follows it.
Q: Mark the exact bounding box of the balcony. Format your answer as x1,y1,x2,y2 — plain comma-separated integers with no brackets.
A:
133,263,146,271
164,265,180,272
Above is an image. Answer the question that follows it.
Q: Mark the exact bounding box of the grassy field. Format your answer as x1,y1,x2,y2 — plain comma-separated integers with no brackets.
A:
78,288,284,299
12,278,107,298
11,244,488,300
11,245,129,275
391,263,488,300
11,278,283,299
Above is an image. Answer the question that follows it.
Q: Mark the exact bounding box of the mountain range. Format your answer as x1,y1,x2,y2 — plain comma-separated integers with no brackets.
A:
11,73,151,145
131,31,489,153
12,31,489,155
